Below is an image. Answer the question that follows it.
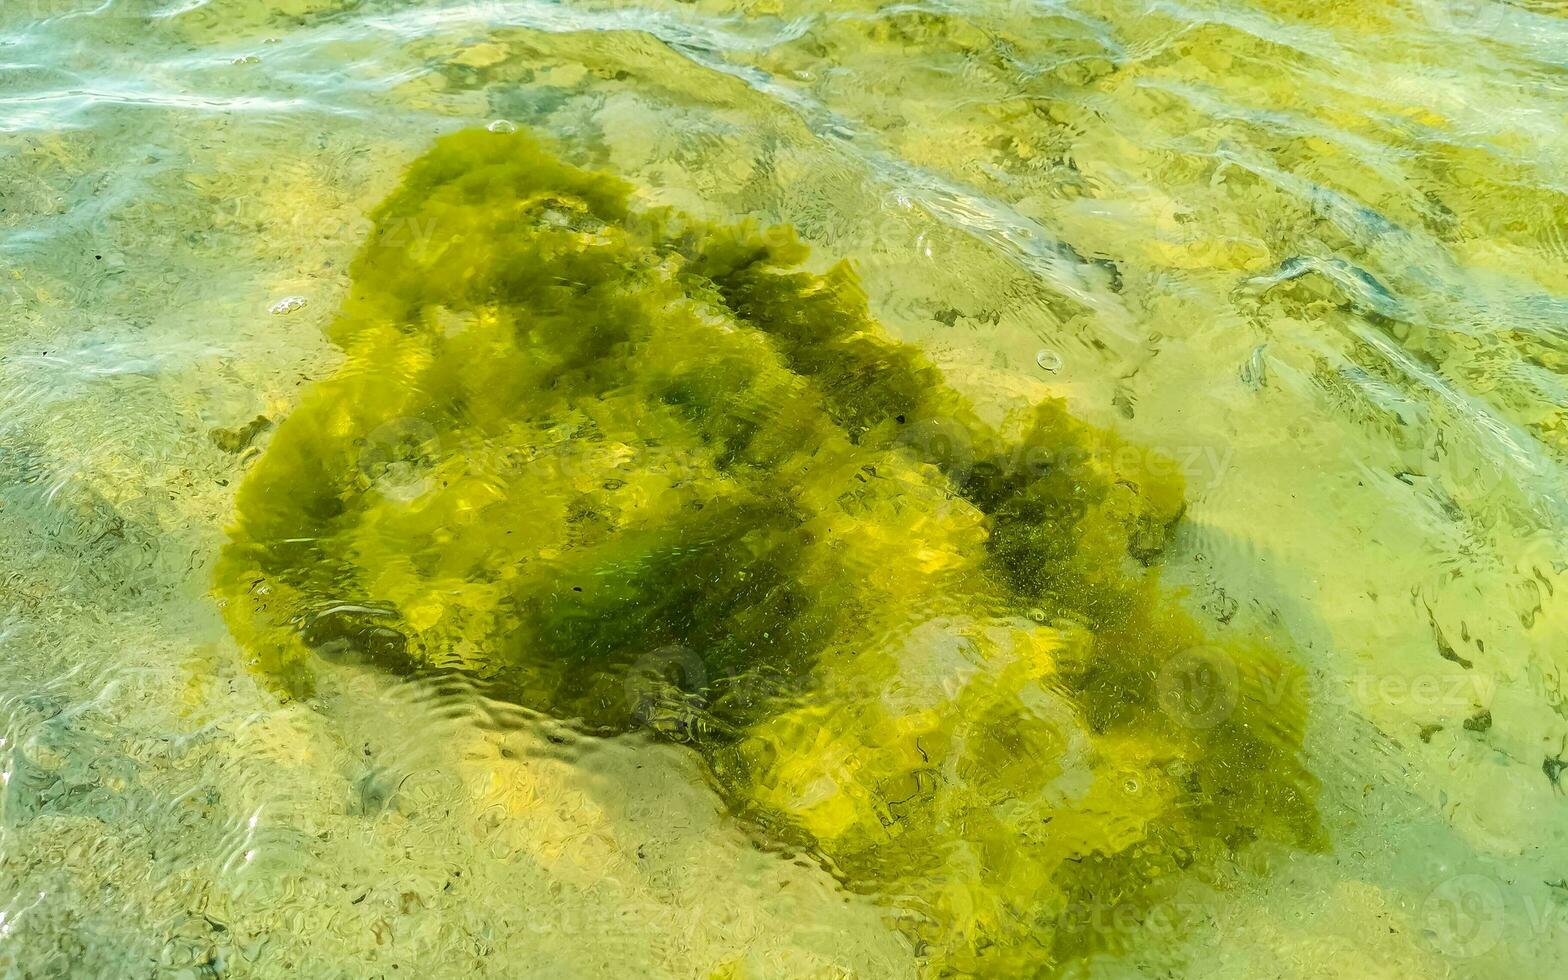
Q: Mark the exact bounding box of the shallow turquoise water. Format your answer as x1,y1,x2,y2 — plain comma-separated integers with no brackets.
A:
3,1,1568,977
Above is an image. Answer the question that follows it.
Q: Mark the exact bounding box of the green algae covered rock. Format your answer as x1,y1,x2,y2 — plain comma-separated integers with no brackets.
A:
215,128,1318,976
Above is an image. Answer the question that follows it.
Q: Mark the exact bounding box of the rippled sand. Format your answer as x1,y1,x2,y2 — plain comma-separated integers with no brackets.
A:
2,1,1567,977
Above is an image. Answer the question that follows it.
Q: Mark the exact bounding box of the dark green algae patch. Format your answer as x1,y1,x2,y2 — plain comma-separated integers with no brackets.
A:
216,128,1320,976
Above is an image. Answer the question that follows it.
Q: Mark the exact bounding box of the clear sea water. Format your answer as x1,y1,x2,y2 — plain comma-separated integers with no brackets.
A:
3,1,1568,977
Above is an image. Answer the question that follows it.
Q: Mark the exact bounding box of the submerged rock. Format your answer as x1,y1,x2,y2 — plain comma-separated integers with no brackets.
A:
215,128,1318,976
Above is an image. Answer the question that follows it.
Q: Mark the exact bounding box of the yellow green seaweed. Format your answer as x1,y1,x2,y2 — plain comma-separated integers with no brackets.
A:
215,128,1318,976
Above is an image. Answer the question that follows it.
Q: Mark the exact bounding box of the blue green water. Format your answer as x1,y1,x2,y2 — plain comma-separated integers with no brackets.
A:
3,1,1568,977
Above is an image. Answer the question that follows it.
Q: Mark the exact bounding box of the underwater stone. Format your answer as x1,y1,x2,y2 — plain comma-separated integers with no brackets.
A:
215,128,1319,976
